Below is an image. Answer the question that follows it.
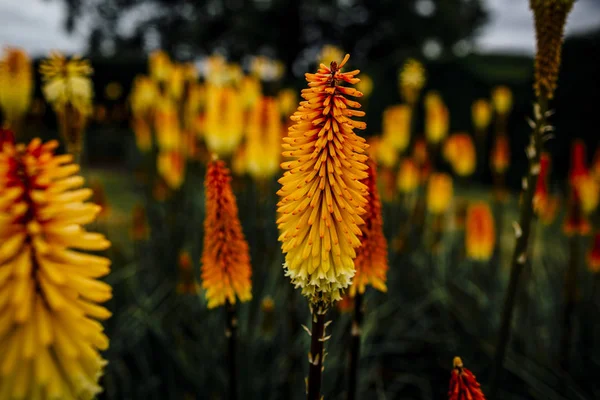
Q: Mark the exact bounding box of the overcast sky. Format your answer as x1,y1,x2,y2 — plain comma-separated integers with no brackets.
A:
0,0,599,57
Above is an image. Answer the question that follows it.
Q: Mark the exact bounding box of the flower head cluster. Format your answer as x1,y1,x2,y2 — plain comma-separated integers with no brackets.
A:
39,52,94,156
277,54,369,305
448,357,486,400
201,159,252,308
350,159,388,296
0,132,112,399
39,52,93,117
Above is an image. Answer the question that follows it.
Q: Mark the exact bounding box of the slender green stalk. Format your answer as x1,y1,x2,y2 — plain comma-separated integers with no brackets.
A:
489,98,549,399
307,306,327,400
225,301,238,400
346,294,364,400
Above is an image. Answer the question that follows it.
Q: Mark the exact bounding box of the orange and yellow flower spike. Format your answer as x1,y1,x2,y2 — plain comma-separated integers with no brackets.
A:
382,105,412,153
425,92,449,145
465,202,496,261
0,48,33,130
245,96,282,181
277,54,369,304
427,173,453,215
397,158,420,194
443,133,476,177
350,159,388,296
204,85,244,157
491,86,513,117
471,99,492,132
0,131,112,399
201,158,252,308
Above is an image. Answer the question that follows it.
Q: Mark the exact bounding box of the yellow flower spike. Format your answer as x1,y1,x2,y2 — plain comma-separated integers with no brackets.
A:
398,59,426,105
382,105,412,153
356,73,373,98
157,150,186,190
491,86,513,116
368,136,397,169
465,202,496,261
277,88,298,118
245,96,282,181
39,52,94,159
167,64,186,100
184,83,206,137
240,75,262,109
425,94,449,145
0,132,111,399
149,50,172,83
350,159,388,297
204,84,244,157
427,173,453,214
201,159,252,308
0,48,33,130
132,116,153,152
397,159,420,194
129,76,159,117
154,97,181,151
277,54,369,305
471,99,492,132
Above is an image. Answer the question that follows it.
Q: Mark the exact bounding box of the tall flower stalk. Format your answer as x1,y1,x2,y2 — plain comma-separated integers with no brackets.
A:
346,159,388,400
490,1,575,397
201,158,252,400
277,54,368,400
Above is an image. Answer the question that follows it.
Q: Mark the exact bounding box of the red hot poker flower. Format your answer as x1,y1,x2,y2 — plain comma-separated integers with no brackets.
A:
449,357,486,400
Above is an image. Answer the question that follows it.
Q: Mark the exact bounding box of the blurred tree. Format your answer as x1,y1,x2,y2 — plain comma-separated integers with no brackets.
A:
52,0,487,76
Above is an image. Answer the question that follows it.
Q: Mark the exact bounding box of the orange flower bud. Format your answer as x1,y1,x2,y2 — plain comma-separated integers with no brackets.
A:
465,202,496,261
